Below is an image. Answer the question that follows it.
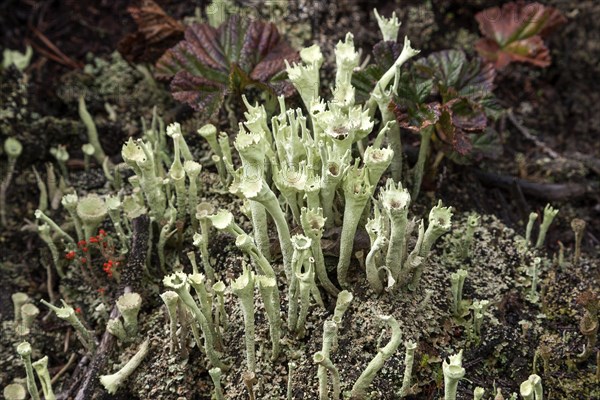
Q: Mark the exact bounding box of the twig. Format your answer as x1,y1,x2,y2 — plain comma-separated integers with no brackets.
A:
72,214,150,400
30,26,82,69
474,170,591,201
40,249,57,304
567,151,600,176
63,328,71,353
51,353,77,385
506,109,561,159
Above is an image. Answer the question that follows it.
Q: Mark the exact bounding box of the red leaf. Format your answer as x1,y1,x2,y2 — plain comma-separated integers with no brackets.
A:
474,2,566,69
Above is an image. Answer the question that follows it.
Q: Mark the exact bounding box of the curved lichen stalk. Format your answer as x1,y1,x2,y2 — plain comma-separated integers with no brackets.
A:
350,315,402,398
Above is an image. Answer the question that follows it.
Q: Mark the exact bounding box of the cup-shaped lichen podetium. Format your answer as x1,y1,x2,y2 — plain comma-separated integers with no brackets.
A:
3,383,26,400
61,193,84,242
4,137,23,159
409,200,452,290
364,146,394,187
519,374,542,400
163,272,226,371
380,179,411,281
16,342,40,400
208,209,244,237
32,356,55,400
116,292,142,338
300,207,338,297
288,234,312,332
17,303,39,336
442,350,465,400
337,163,373,288
76,194,108,241
12,292,29,326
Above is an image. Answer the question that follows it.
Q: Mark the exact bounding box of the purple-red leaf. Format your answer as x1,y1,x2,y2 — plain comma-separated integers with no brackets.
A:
156,15,298,119
475,2,566,69
170,71,226,117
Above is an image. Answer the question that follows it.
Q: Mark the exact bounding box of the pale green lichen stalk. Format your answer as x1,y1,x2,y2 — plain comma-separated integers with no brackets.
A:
50,145,69,179
300,207,338,297
37,223,64,278
443,350,465,400
295,256,321,338
374,9,401,42
198,123,227,184
474,387,485,400
61,193,84,242
11,292,29,327
317,320,339,399
350,315,402,398
314,350,340,400
17,303,39,336
209,367,225,400
79,96,109,166
231,265,257,373
409,200,453,290
461,213,480,259
535,204,559,249
525,212,538,247
333,290,353,326
365,206,389,294
159,291,180,356
472,300,490,342
451,269,468,317
32,356,56,400
163,272,228,370
570,218,586,265
399,341,417,398
40,299,96,353
1,137,23,226
100,339,150,395
76,194,108,241
526,257,542,303
256,275,282,361
16,342,40,400
380,179,411,281
116,292,142,338
337,163,373,288
520,374,543,400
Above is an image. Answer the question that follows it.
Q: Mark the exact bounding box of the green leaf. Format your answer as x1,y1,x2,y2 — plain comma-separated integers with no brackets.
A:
397,73,434,105
352,64,385,103
351,40,402,102
414,50,495,104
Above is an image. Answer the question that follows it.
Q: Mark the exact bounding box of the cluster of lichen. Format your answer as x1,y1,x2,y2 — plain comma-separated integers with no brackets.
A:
6,5,583,400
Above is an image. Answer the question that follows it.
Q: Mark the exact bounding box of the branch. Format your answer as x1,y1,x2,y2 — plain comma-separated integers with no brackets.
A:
71,214,150,400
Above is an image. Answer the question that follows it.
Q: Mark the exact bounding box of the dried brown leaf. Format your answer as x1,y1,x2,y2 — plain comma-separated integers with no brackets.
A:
118,0,184,63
